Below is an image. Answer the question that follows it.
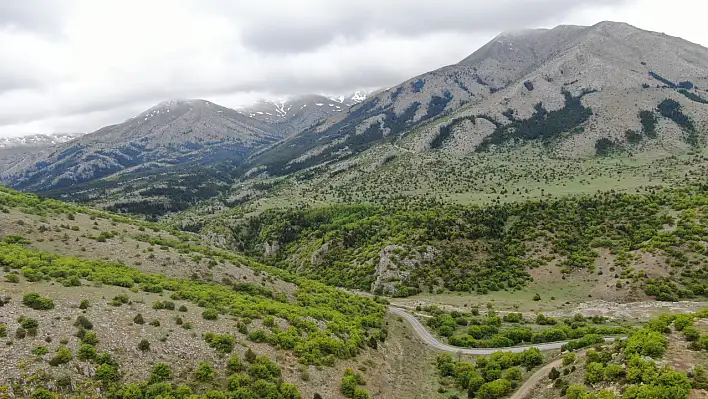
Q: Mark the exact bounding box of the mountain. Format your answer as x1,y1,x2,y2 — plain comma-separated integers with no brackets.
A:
0,133,84,175
238,92,368,135
0,100,287,216
0,132,84,149
2,100,281,191
239,21,708,179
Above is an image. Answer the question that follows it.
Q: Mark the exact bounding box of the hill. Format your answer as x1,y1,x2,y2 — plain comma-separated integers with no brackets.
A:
0,186,458,398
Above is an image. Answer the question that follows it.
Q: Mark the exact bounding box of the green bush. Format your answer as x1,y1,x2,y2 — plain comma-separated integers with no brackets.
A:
81,331,99,345
49,346,73,366
133,314,145,325
94,364,119,382
477,378,512,399
78,344,97,361
22,292,54,310
32,345,49,356
79,299,90,309
138,339,150,352
193,361,215,382
74,315,93,330
204,332,235,353
31,388,55,399
150,362,173,383
227,354,244,374
202,308,219,320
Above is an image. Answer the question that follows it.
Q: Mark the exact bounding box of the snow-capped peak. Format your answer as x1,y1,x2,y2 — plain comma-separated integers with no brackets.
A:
0,133,85,149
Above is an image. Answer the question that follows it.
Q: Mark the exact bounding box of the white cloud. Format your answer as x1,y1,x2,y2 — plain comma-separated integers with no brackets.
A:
0,0,705,137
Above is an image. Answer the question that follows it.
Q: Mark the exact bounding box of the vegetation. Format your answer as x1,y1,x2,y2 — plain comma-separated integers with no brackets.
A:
22,292,54,310
436,348,542,398
0,241,386,366
549,312,700,399
657,99,697,145
423,307,626,348
228,184,708,298
477,90,594,151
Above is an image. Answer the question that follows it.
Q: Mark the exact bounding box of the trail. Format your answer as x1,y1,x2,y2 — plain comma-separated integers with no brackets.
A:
389,307,620,355
509,356,563,399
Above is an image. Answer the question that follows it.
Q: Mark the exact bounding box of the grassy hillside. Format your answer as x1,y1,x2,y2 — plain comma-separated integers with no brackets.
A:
0,187,452,399
206,184,708,305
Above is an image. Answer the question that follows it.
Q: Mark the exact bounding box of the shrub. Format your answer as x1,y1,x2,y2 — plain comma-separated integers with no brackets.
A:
353,388,370,399
341,372,358,398
149,319,160,327
49,347,73,366
152,301,166,310
81,332,99,345
78,344,97,361
79,299,90,310
94,363,119,382
604,364,625,381
22,293,54,310
585,362,605,384
138,339,151,352
683,326,701,341
624,328,668,358
31,388,55,399
133,314,145,324
19,316,39,330
227,374,250,390
532,294,541,301
193,361,215,382
74,315,93,330
204,333,235,353
5,273,19,283
178,305,188,312
202,308,219,320
32,345,49,356
520,347,543,369
227,354,244,374
245,348,257,363
477,378,512,399
150,362,173,383
0,323,7,338
563,353,576,366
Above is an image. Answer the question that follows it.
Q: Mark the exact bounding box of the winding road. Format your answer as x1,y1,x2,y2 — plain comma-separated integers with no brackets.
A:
389,306,620,355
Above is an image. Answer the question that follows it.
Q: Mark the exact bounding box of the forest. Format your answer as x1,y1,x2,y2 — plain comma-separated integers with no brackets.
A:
222,184,708,299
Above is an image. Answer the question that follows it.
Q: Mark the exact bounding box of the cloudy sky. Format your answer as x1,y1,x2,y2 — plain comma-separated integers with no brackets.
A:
0,0,706,137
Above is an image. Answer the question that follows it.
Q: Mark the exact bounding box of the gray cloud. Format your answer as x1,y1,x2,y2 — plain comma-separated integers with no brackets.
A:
1,0,705,137
238,0,627,53
0,1,63,32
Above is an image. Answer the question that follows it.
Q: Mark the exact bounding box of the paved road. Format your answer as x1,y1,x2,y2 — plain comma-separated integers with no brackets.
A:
389,307,620,355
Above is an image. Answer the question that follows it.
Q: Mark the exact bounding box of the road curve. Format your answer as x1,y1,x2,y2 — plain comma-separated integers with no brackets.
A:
389,306,620,355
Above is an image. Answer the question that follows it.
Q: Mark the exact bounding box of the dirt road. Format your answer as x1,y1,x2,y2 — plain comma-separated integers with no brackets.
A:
389,306,619,355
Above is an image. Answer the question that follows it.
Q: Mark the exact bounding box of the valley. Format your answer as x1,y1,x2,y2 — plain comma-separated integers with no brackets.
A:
2,17,708,399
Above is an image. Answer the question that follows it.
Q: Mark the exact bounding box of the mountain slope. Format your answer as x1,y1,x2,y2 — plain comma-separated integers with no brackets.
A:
237,21,708,191
238,92,367,135
2,100,281,192
0,133,84,175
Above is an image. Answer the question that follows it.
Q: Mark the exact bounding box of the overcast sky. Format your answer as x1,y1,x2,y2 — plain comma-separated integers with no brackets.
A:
0,0,706,137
